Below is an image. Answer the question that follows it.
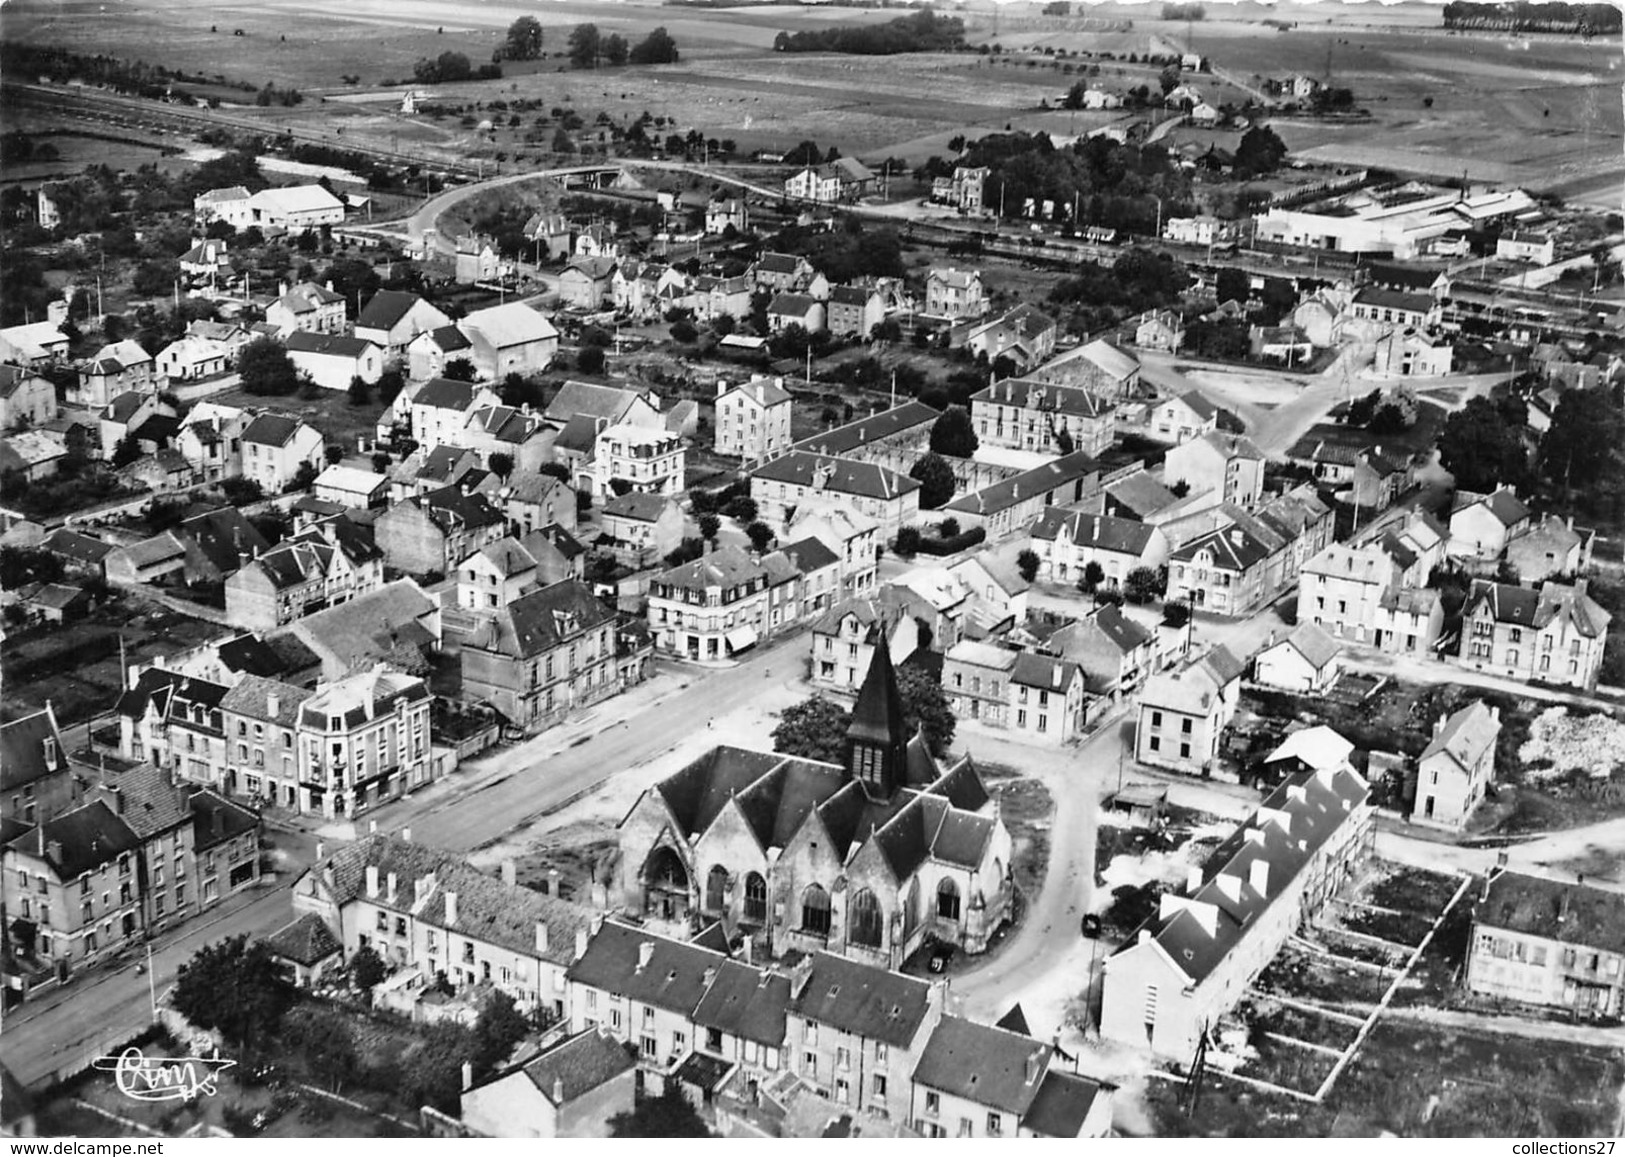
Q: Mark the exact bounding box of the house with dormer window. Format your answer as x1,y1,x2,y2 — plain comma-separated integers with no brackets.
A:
1455,579,1611,691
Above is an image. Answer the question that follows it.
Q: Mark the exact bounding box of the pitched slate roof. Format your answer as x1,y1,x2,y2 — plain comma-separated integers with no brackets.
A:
1273,621,1342,671
263,911,344,966
691,960,792,1046
190,789,260,851
912,1016,1051,1116
1032,509,1155,554
461,302,558,348
850,640,909,749
241,413,304,447
220,673,313,728
0,708,64,793
1354,286,1434,313
6,800,140,880
780,536,840,575
792,952,934,1047
767,292,820,319
754,252,807,276
284,331,378,359
465,578,615,660
310,833,593,966
42,528,113,566
511,1029,635,1106
179,507,270,575
1453,487,1532,528
810,597,892,640
567,919,729,1016
943,452,1099,518
355,289,426,330
1022,1070,1109,1137
419,325,471,354
790,400,939,457
412,378,485,412
751,452,919,503
1010,652,1082,692
1465,579,1610,638
971,377,1114,419
1105,470,1179,520
1475,870,1625,955
1420,700,1499,775
602,491,676,524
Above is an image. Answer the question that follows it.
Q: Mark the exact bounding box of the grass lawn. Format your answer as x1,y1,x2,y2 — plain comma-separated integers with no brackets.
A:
203,383,387,458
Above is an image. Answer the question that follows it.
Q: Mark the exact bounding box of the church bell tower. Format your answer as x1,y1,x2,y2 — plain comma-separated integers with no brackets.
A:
846,645,910,801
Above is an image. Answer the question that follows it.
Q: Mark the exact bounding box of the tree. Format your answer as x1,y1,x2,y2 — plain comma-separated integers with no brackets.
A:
1369,402,1410,435
669,319,698,344
772,696,851,764
663,537,704,568
608,477,635,498
609,1089,710,1137
552,127,575,154
1079,559,1105,594
1540,387,1625,491
131,260,174,298
282,1005,358,1093
504,15,544,60
10,916,37,956
909,452,957,510
287,460,319,494
1123,566,1165,604
172,935,294,1052
346,375,372,406
929,406,979,458
1055,426,1075,456
238,336,300,396
577,346,606,374
1439,395,1529,493
603,33,629,66
487,452,514,481
442,358,478,382
111,434,142,468
721,495,758,523
1017,548,1040,583
745,520,775,553
1162,601,1191,629
472,989,530,1078
1234,125,1288,177
897,662,955,757
324,444,344,465
1215,265,1250,306
938,517,960,539
895,526,923,555
698,513,721,544
568,23,601,68
629,27,680,65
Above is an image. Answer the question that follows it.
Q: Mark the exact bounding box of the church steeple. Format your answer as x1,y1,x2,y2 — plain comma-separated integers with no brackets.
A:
847,644,909,801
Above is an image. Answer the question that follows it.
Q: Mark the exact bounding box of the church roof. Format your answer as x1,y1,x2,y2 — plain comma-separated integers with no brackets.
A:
848,640,907,749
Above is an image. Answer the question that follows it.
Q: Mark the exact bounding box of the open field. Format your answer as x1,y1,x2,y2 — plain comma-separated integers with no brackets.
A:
5,0,1618,190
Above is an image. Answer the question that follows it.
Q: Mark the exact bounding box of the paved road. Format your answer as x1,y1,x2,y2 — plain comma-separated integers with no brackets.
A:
2,829,317,1089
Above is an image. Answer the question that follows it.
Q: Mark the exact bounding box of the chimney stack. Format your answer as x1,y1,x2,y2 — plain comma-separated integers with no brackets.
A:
401,827,412,842
1024,1049,1042,1085
1186,865,1203,895
316,840,325,859
552,1077,564,1105
575,928,589,961
461,1062,474,1092
366,865,380,898
369,819,378,835
1249,859,1269,897
267,693,280,718
535,921,549,954
387,871,397,903
501,859,517,888
637,941,655,972
445,890,458,926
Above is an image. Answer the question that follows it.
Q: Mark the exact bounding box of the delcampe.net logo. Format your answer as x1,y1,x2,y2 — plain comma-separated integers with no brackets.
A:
92,1046,237,1102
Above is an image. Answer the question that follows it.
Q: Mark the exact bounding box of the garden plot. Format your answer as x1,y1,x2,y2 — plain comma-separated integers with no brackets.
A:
1255,948,1394,1009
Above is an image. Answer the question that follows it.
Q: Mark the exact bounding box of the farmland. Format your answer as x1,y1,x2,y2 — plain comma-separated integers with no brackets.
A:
4,0,1618,202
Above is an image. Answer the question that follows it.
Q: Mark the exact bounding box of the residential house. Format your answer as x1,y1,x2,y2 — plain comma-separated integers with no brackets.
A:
353,290,452,359
241,414,326,495
590,423,685,500
558,257,619,310
1,706,74,828
1414,700,1500,829
924,268,986,321
1101,763,1373,1057
1448,487,1533,564
1296,541,1407,646
176,404,249,483
456,536,556,614
0,321,69,366
882,567,971,653
1,802,146,969
225,520,384,631
1134,646,1245,777
705,198,749,235
74,341,153,408
1028,509,1168,590
1496,232,1556,266
154,335,228,383
930,165,990,214
690,274,754,324
454,236,502,284
1163,431,1265,508
0,366,57,431
766,294,825,335
193,185,253,229
265,282,347,338
1053,603,1154,700
113,668,231,791
809,597,920,691
970,378,1116,457
178,237,232,282
825,285,887,340
292,668,432,819
460,303,560,379
375,485,507,576
963,305,1058,371
285,332,383,392
1348,287,1441,330
0,429,65,480
1163,509,1280,618
598,492,685,568
172,505,271,584
402,378,503,452
950,551,1031,636
1104,467,1181,523
788,400,938,477
98,390,163,460
1029,338,1142,399
1465,869,1625,1017
752,253,814,295
407,325,475,382
940,453,1101,543
313,464,390,510
573,223,619,260
1253,622,1343,694
1163,216,1235,246
1135,309,1185,353
1506,514,1591,585
286,579,441,681
461,403,555,474
461,579,626,733
1152,391,1219,444
1455,579,1611,691
787,505,881,598
715,376,794,462
784,158,872,204
40,529,114,581
497,473,578,536
460,1029,635,1139
750,453,921,541
289,832,593,1018
1374,327,1453,377
646,545,803,662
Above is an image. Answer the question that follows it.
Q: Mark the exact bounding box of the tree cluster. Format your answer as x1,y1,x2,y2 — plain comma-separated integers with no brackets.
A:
773,9,966,54
771,663,956,760
1442,1,1619,32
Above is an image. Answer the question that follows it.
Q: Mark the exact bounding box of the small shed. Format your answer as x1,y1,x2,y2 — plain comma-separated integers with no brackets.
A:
1105,783,1169,828
262,911,343,989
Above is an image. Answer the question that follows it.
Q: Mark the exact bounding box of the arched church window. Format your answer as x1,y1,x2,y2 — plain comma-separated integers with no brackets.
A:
705,865,729,912
744,872,767,923
937,878,961,922
801,884,831,936
848,888,884,948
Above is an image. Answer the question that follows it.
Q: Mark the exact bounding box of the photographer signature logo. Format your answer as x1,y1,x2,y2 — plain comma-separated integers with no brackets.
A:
92,1046,236,1102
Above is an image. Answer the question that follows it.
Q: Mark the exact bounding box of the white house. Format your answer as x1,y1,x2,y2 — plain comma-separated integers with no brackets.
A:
1253,622,1342,694
715,376,793,463
241,413,326,495
460,303,559,379
155,335,229,383
284,333,383,391
353,290,451,359
248,184,346,233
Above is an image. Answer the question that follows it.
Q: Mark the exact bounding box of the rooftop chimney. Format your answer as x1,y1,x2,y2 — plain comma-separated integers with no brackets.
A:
1024,1049,1042,1085
575,928,589,961
316,840,325,859
401,827,412,842
636,941,655,972
552,1077,564,1105
267,693,280,718
387,871,397,903
1249,859,1269,897
790,956,815,999
445,890,458,926
535,921,549,954
461,1062,474,1092
1186,865,1203,895
702,967,717,989
369,819,378,834
366,864,380,898
501,859,517,888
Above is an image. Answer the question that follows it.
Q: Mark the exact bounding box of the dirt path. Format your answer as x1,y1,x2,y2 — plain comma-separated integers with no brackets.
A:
1382,1004,1625,1050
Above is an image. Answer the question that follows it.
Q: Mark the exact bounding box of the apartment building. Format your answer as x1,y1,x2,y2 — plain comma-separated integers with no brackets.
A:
1467,869,1625,1018
1455,579,1611,691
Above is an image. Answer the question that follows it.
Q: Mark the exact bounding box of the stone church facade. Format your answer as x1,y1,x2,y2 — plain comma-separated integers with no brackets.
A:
616,648,1014,970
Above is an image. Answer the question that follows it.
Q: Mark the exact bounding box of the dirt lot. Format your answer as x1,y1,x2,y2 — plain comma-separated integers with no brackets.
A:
512,818,618,904
980,761,1055,910
1,594,224,725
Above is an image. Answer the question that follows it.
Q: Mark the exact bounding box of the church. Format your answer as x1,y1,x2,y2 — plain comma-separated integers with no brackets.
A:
616,647,1015,969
